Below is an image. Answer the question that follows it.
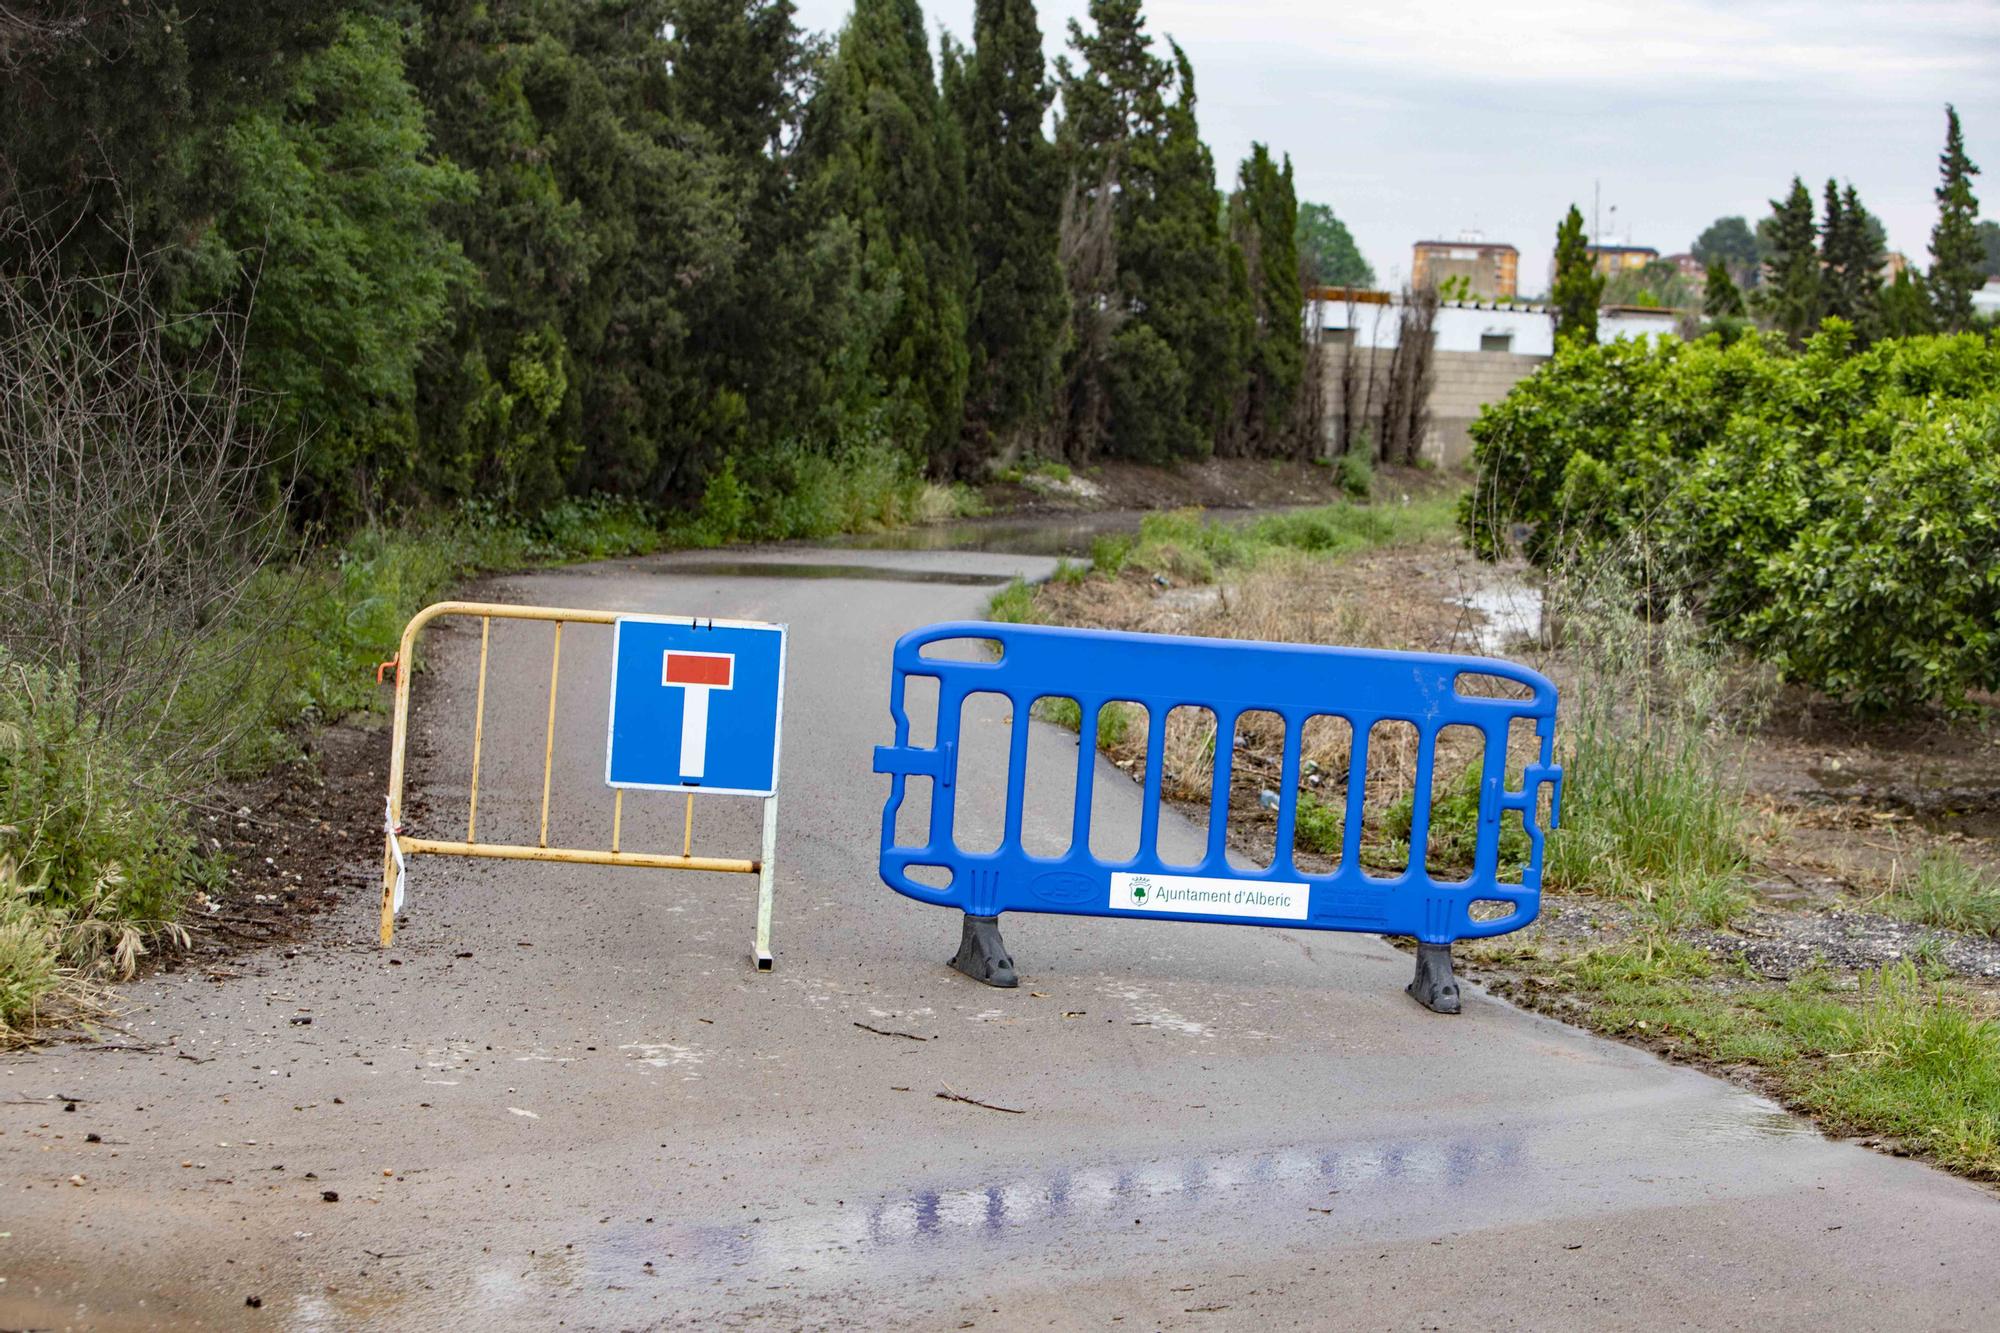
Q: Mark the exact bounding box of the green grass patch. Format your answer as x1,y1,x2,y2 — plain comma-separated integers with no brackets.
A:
1113,495,1460,586
1293,790,1345,857
988,578,1040,625
1874,848,2000,937
1514,939,2000,1179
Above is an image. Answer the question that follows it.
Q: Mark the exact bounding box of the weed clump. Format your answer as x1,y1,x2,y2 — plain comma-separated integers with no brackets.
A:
1538,552,1754,930
1876,849,2000,937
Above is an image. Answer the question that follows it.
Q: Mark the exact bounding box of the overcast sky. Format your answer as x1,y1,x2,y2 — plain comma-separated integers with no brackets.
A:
788,0,2000,294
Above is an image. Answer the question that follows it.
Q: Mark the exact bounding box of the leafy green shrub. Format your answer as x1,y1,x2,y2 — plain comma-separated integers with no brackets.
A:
1336,451,1372,499
1462,327,2000,711
0,655,206,932
1,864,61,1032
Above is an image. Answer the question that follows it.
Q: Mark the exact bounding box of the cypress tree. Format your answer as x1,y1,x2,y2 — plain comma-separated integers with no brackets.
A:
1703,259,1746,319
1137,43,1247,458
804,0,970,471
1880,265,1937,337
1928,104,1983,332
1821,179,1885,340
949,0,1067,458
1056,6,1246,461
1550,204,1602,347
1228,143,1305,454
1052,0,1168,459
660,0,857,479
1757,177,1821,346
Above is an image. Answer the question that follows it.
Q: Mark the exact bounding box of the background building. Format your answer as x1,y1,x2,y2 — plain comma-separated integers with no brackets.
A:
1309,289,1680,467
1410,233,1520,299
1582,243,1659,276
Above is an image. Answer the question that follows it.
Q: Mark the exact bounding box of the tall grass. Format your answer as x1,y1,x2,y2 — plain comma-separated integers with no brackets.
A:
1876,848,2000,936
1540,554,1755,929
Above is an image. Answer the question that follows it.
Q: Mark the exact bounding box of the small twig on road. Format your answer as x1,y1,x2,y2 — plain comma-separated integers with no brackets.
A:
176,1052,216,1065
936,1085,1023,1115
78,1042,163,1055
853,1022,928,1042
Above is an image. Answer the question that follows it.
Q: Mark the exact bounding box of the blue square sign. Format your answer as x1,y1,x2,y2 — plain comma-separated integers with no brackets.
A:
605,616,787,797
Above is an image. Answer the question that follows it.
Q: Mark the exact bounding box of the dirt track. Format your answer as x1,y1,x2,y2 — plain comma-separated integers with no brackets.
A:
4,542,1998,1331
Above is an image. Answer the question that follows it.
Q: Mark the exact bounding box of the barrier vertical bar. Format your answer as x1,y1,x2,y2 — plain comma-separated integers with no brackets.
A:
1406,722,1438,879
754,796,777,969
466,616,491,843
1001,693,1031,852
1342,721,1370,870
1272,714,1304,877
1137,705,1168,861
1472,722,1505,884
1070,699,1101,855
1203,708,1238,872
683,794,695,858
611,789,624,854
538,621,563,848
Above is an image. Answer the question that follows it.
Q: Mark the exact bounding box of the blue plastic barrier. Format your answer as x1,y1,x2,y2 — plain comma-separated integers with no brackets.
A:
873,621,1562,1011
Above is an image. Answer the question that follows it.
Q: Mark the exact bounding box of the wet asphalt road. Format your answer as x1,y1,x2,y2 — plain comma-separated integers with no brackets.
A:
5,543,1999,1331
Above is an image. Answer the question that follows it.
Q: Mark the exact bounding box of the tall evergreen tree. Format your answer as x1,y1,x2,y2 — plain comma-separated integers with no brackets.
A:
1928,104,1983,332
1550,204,1602,347
804,0,970,470
1879,265,1937,337
1055,4,1248,461
1703,259,1746,319
413,0,741,506
659,0,859,477
948,0,1067,457
1820,179,1885,340
1227,143,1304,454
1756,177,1821,346
1052,0,1166,459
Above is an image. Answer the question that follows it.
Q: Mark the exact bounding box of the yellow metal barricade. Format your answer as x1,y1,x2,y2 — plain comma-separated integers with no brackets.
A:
377,601,777,969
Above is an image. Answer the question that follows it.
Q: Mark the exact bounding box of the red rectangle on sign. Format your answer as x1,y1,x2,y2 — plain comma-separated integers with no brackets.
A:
664,653,732,687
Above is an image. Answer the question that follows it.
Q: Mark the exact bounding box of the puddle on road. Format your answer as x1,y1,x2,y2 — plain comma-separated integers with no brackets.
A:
674,560,1018,586
589,1129,1526,1289
1674,1097,1819,1144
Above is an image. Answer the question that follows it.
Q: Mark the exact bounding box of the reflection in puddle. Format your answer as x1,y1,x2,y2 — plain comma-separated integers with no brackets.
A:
585,1130,1524,1289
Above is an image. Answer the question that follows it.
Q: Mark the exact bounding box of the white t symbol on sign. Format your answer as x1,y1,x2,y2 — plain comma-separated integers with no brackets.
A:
661,651,734,780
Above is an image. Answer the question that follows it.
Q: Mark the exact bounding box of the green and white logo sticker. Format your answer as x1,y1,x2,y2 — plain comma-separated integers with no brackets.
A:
1109,871,1309,921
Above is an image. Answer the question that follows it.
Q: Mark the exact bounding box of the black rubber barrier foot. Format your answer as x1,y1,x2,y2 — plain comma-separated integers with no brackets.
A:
950,914,1017,988
1407,942,1461,1014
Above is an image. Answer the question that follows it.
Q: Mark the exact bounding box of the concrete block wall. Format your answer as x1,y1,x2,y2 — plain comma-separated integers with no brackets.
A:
1320,347,1546,468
